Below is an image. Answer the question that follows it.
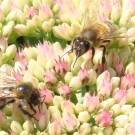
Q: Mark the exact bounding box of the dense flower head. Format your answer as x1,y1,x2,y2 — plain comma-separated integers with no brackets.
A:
0,0,135,134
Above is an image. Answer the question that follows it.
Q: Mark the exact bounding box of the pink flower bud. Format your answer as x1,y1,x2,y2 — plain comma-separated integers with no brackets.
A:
44,69,56,84
34,103,49,131
40,87,54,104
78,67,89,84
54,58,69,77
110,0,121,22
83,93,99,112
120,74,135,89
58,82,71,97
112,88,127,105
48,106,61,122
25,6,38,19
61,100,75,114
62,112,80,132
95,109,113,127
39,4,53,21
53,23,74,41
48,120,62,135
127,122,135,134
97,73,112,99
79,123,91,135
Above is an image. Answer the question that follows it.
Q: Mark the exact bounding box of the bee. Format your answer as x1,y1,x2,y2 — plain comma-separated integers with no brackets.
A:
0,72,41,121
62,20,122,67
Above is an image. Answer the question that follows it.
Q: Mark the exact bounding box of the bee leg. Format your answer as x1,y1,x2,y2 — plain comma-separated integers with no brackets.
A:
0,98,16,109
18,104,38,121
28,102,36,113
100,45,106,64
91,47,95,65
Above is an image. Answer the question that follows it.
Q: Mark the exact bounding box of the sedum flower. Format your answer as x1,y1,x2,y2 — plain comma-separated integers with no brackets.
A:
99,98,115,110
114,115,129,128
127,122,135,134
40,87,54,104
110,0,122,22
57,82,71,97
44,69,56,84
48,120,62,135
129,110,135,122
48,106,61,122
22,120,34,133
112,128,127,135
38,4,53,21
74,103,84,115
0,37,8,53
69,76,82,91
61,100,75,114
97,78,112,99
52,95,64,108
121,105,132,115
110,104,121,117
34,103,49,131
64,72,73,84
83,93,99,112
79,123,91,135
77,67,89,84
10,121,23,135
95,109,113,127
127,87,135,104
125,62,135,76
120,74,135,90
24,6,38,19
62,112,80,132
53,23,74,41
54,57,69,77
78,111,90,123
112,88,127,105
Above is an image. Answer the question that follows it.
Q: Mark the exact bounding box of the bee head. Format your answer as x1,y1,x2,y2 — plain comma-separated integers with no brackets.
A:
73,37,90,57
72,37,90,67
30,89,40,105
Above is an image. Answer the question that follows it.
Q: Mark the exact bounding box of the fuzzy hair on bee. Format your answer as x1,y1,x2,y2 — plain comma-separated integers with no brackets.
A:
0,71,41,121
61,20,128,67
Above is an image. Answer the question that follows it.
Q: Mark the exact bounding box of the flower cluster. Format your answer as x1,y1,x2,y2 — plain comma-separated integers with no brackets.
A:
0,0,135,134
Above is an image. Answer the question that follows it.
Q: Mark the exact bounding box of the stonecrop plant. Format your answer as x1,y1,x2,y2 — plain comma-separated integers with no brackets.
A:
0,0,135,135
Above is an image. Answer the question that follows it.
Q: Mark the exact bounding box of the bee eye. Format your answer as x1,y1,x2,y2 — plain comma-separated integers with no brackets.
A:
74,37,80,43
17,85,29,92
80,42,84,45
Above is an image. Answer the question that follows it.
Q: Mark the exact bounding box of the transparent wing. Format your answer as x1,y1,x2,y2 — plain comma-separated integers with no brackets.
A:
0,71,17,98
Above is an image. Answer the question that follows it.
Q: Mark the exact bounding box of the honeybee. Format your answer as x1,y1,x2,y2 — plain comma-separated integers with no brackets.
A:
63,20,122,67
0,72,41,121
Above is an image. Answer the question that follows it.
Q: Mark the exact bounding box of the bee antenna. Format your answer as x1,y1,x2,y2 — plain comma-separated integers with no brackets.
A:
72,54,79,68
60,47,77,58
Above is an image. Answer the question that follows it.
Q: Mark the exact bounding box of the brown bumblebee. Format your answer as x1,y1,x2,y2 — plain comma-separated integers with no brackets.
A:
63,20,122,67
0,72,41,121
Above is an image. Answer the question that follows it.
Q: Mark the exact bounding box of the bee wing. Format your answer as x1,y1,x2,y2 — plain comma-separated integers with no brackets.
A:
0,71,17,98
0,71,16,82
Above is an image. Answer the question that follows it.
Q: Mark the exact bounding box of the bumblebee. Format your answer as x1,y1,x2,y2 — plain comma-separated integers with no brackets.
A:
63,20,122,67
0,72,41,121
